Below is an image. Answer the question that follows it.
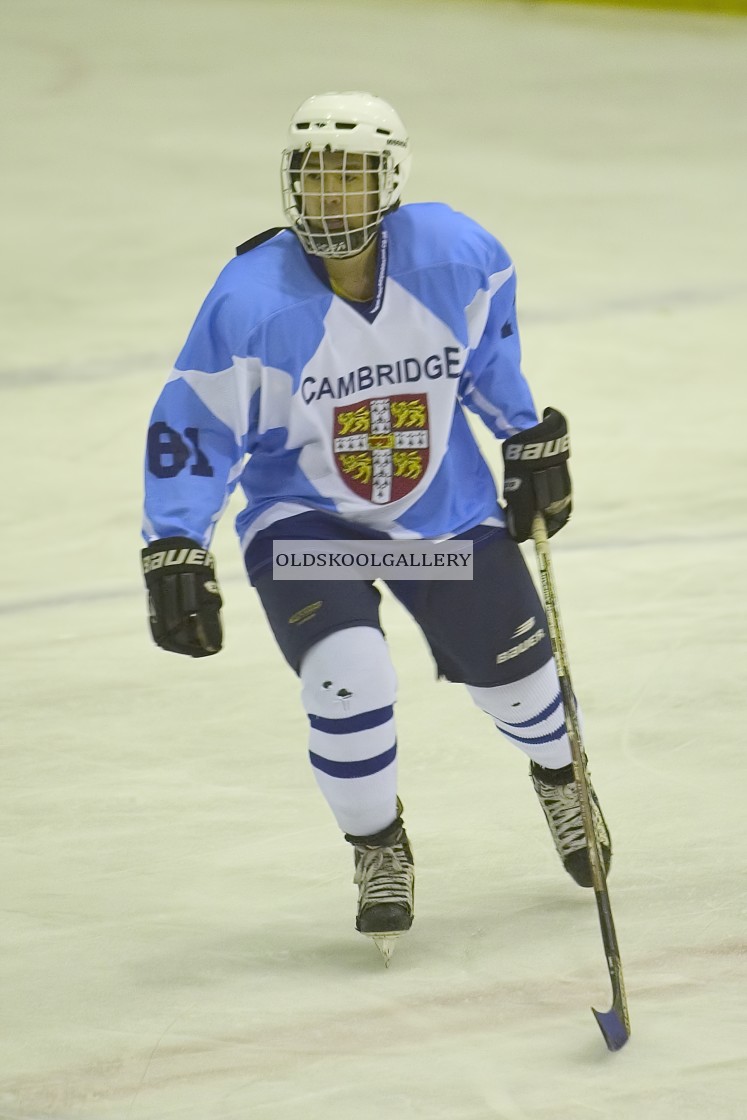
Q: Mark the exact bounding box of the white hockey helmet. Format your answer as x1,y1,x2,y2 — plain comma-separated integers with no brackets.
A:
281,91,411,258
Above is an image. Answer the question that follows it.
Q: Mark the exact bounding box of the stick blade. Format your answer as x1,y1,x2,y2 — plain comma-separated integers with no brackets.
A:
592,1005,630,1051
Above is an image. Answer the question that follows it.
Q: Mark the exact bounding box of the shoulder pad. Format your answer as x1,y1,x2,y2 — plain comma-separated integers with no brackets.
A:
236,228,288,256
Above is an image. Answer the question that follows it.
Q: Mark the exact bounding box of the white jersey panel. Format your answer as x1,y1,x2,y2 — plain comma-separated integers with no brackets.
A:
286,279,465,530
171,357,263,447
465,265,514,351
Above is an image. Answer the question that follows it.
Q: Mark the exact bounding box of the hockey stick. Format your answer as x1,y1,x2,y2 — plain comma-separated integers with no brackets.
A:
531,513,631,1051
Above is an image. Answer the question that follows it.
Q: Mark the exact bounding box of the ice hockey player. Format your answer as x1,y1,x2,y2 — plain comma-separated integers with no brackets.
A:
141,91,611,962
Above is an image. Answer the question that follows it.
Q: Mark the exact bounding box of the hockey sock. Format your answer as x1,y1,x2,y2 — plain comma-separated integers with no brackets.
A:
300,626,399,836
466,658,576,770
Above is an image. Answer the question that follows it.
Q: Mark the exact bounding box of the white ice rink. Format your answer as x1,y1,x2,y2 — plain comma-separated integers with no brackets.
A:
2,0,746,1116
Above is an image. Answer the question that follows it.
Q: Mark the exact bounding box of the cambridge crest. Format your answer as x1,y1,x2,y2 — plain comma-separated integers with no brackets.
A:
333,394,430,504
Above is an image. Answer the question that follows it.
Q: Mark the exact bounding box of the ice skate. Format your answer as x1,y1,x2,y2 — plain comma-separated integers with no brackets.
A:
346,803,414,965
531,761,611,887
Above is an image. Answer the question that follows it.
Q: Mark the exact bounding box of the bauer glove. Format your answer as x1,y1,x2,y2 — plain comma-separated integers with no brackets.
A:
502,407,572,542
141,537,223,657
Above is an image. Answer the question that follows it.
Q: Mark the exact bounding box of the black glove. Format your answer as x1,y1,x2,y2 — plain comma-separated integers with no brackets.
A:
141,537,223,657
502,407,572,542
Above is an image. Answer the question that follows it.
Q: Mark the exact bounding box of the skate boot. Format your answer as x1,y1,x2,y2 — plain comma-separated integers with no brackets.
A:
345,801,414,964
531,761,612,888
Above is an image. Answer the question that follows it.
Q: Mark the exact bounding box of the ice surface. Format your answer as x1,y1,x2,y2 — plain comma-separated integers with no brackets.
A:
1,1,746,1117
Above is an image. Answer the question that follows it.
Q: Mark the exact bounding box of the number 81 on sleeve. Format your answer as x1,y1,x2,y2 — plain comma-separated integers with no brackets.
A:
146,422,215,479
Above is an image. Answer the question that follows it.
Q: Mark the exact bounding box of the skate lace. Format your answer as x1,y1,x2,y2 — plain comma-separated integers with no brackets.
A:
534,778,607,858
354,844,413,910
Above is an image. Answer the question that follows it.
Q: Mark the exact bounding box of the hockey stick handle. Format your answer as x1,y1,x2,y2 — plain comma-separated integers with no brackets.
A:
531,512,610,892
531,513,631,1048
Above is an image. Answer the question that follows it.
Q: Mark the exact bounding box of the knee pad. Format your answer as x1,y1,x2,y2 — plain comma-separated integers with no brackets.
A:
300,626,397,719
467,658,576,769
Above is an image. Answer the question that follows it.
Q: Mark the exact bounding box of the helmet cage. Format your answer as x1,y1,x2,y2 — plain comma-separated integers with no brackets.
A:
281,146,394,259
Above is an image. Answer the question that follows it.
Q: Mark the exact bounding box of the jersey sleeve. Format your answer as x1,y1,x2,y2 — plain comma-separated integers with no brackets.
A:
142,284,257,547
459,243,538,439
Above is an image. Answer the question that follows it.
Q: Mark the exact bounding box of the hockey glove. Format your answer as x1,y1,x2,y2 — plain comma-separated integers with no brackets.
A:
502,407,572,542
141,537,223,657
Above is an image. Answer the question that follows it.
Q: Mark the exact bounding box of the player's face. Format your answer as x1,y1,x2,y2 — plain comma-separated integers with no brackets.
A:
300,150,379,234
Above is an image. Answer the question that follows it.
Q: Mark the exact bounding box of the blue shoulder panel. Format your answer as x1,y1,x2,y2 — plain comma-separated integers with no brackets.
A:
176,230,334,384
384,204,512,347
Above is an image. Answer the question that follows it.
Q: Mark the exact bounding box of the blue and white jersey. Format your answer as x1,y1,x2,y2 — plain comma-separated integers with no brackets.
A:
142,203,538,555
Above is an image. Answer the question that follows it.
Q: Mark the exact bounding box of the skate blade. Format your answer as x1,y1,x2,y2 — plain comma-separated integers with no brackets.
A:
367,932,402,966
